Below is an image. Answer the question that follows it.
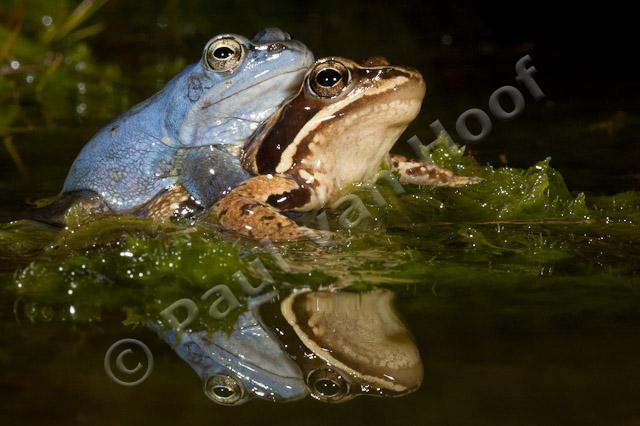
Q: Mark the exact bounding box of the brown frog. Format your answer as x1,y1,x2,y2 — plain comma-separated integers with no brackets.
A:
210,56,479,240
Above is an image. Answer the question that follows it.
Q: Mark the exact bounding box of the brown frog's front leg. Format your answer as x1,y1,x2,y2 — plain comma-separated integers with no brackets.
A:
211,175,324,241
389,155,482,187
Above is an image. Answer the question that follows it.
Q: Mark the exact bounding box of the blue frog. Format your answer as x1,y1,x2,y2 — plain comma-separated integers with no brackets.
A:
46,28,313,221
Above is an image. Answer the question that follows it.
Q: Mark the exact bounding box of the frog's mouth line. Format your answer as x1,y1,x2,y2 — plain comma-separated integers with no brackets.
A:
200,67,308,113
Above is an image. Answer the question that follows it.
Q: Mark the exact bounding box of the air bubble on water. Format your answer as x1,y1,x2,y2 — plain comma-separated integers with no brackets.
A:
75,61,87,72
76,103,87,115
25,74,34,84
156,16,168,29
41,15,53,27
77,82,87,94
69,305,76,315
9,60,20,70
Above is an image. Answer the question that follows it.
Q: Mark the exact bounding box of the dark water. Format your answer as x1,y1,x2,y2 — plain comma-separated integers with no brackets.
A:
1,1,639,425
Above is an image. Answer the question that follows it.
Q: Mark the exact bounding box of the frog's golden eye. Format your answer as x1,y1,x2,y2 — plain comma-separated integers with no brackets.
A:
205,38,245,73
306,368,350,402
203,374,245,405
308,61,350,98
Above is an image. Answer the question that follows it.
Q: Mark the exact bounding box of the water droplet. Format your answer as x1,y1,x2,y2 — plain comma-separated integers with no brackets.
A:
76,103,87,115
156,16,168,29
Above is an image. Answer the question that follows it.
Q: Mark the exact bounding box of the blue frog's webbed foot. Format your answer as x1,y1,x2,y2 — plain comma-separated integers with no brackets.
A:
23,190,111,226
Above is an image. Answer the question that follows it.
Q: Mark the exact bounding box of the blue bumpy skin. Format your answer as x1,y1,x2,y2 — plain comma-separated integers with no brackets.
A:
63,28,314,212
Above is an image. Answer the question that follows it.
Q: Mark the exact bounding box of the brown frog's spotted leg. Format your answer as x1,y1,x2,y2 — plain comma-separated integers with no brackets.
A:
389,154,482,187
211,175,325,241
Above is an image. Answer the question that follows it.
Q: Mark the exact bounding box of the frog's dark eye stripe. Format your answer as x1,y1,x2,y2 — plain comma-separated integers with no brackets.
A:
204,37,245,73
308,60,350,98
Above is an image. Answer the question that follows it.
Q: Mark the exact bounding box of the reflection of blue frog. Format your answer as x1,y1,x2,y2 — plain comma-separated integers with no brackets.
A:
156,293,307,405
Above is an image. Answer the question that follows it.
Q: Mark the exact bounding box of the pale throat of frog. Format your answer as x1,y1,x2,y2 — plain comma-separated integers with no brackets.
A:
276,75,423,209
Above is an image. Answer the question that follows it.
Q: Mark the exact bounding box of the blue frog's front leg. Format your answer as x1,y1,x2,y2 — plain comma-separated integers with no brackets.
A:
175,145,252,208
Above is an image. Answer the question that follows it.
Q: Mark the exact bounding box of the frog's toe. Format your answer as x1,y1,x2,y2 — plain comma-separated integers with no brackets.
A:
389,156,482,188
297,227,334,245
443,175,484,187
24,190,110,226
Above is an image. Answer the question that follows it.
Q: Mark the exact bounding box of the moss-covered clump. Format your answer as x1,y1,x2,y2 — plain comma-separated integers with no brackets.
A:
2,139,638,332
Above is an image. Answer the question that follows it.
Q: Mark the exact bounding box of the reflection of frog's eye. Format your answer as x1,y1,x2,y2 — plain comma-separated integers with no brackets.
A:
204,38,245,73
308,61,350,98
203,374,245,405
306,368,349,402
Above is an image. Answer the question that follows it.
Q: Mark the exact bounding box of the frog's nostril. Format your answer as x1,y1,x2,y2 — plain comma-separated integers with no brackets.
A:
252,27,290,43
268,42,286,53
362,56,390,67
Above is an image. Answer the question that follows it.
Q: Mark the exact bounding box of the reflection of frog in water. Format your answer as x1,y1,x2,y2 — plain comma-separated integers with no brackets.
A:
275,289,424,402
157,293,307,405
158,289,422,404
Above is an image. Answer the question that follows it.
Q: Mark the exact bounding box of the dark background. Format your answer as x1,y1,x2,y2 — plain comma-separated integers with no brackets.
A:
3,0,638,205
1,3,639,426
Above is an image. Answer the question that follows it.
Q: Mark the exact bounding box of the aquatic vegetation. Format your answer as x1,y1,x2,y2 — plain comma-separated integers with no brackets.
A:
0,1,637,349
3,138,638,333
0,1,187,178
